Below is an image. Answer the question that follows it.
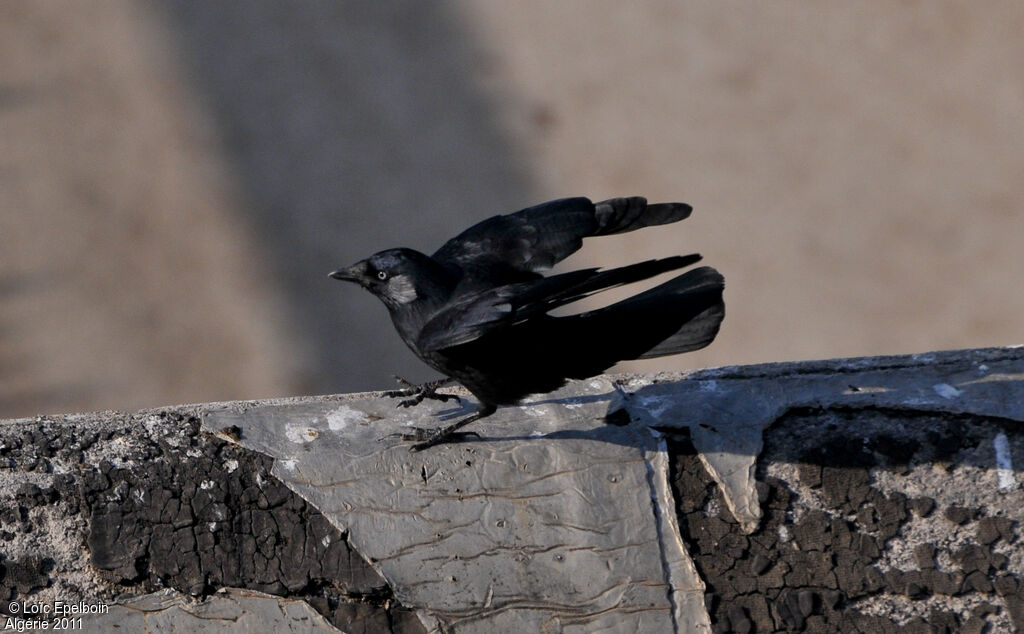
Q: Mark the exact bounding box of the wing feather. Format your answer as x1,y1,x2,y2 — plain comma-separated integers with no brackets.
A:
416,255,702,352
431,197,693,286
432,197,595,278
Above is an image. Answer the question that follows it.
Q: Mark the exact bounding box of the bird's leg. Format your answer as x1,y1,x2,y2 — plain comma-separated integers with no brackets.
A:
401,404,498,451
382,376,461,408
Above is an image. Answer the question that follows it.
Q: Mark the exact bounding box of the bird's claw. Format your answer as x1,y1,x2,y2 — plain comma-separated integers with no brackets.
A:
395,392,460,408
383,376,460,409
409,429,480,452
377,428,432,443
396,427,432,441
377,427,479,451
380,399,492,450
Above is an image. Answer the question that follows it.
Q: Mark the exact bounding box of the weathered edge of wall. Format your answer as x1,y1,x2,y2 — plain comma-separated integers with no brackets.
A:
0,346,1022,633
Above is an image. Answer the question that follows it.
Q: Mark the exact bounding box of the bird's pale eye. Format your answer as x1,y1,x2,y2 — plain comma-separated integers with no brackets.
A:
377,271,388,280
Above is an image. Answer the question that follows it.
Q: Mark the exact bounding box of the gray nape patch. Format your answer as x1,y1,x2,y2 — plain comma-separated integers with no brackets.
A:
388,274,418,303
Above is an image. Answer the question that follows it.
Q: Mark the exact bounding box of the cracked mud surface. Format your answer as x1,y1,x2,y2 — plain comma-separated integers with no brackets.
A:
0,411,423,633
668,407,1024,633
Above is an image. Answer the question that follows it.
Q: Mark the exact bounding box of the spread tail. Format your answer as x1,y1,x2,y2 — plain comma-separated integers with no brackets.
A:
558,266,725,377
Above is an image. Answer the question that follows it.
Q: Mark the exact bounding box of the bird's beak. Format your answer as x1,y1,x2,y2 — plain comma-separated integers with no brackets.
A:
328,264,362,283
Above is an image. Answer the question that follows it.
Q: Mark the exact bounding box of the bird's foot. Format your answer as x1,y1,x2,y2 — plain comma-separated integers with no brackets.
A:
400,405,495,451
389,426,480,451
378,405,495,451
377,426,478,449
382,376,461,408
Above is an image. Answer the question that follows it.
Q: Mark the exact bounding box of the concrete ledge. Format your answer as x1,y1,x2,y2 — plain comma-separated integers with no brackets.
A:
1,347,1022,632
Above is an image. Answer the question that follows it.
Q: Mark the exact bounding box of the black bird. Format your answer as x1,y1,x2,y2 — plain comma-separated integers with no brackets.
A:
330,196,725,450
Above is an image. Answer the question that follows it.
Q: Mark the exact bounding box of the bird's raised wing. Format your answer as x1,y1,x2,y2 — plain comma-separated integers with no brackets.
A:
431,197,693,285
416,255,701,352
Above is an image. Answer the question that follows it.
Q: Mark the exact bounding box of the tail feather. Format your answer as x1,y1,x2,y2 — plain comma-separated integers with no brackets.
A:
559,266,725,375
441,264,724,404
515,254,703,317
631,266,725,358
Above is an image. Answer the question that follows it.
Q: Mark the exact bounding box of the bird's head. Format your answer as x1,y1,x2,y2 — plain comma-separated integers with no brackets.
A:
330,248,439,310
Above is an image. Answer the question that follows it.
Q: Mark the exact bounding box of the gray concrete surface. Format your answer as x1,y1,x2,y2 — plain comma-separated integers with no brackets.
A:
2,2,1023,421
3,347,1023,632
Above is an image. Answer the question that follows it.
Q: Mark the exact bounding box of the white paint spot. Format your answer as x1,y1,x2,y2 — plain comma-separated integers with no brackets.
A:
529,431,546,438
224,459,239,473
200,480,215,490
703,496,720,517
777,525,790,543
133,489,146,504
321,536,331,548
978,364,989,373
327,405,366,431
588,380,603,390
285,423,318,444
208,522,217,532
280,459,298,471
932,383,962,399
994,433,1016,490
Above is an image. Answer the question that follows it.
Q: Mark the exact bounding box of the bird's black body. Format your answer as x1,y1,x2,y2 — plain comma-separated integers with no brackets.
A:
330,196,725,449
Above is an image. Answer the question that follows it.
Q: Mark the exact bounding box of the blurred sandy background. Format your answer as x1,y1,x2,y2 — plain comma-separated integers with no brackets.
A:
1,1,1022,419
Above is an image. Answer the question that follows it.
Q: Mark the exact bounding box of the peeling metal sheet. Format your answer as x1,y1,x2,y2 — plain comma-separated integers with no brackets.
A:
203,379,709,633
